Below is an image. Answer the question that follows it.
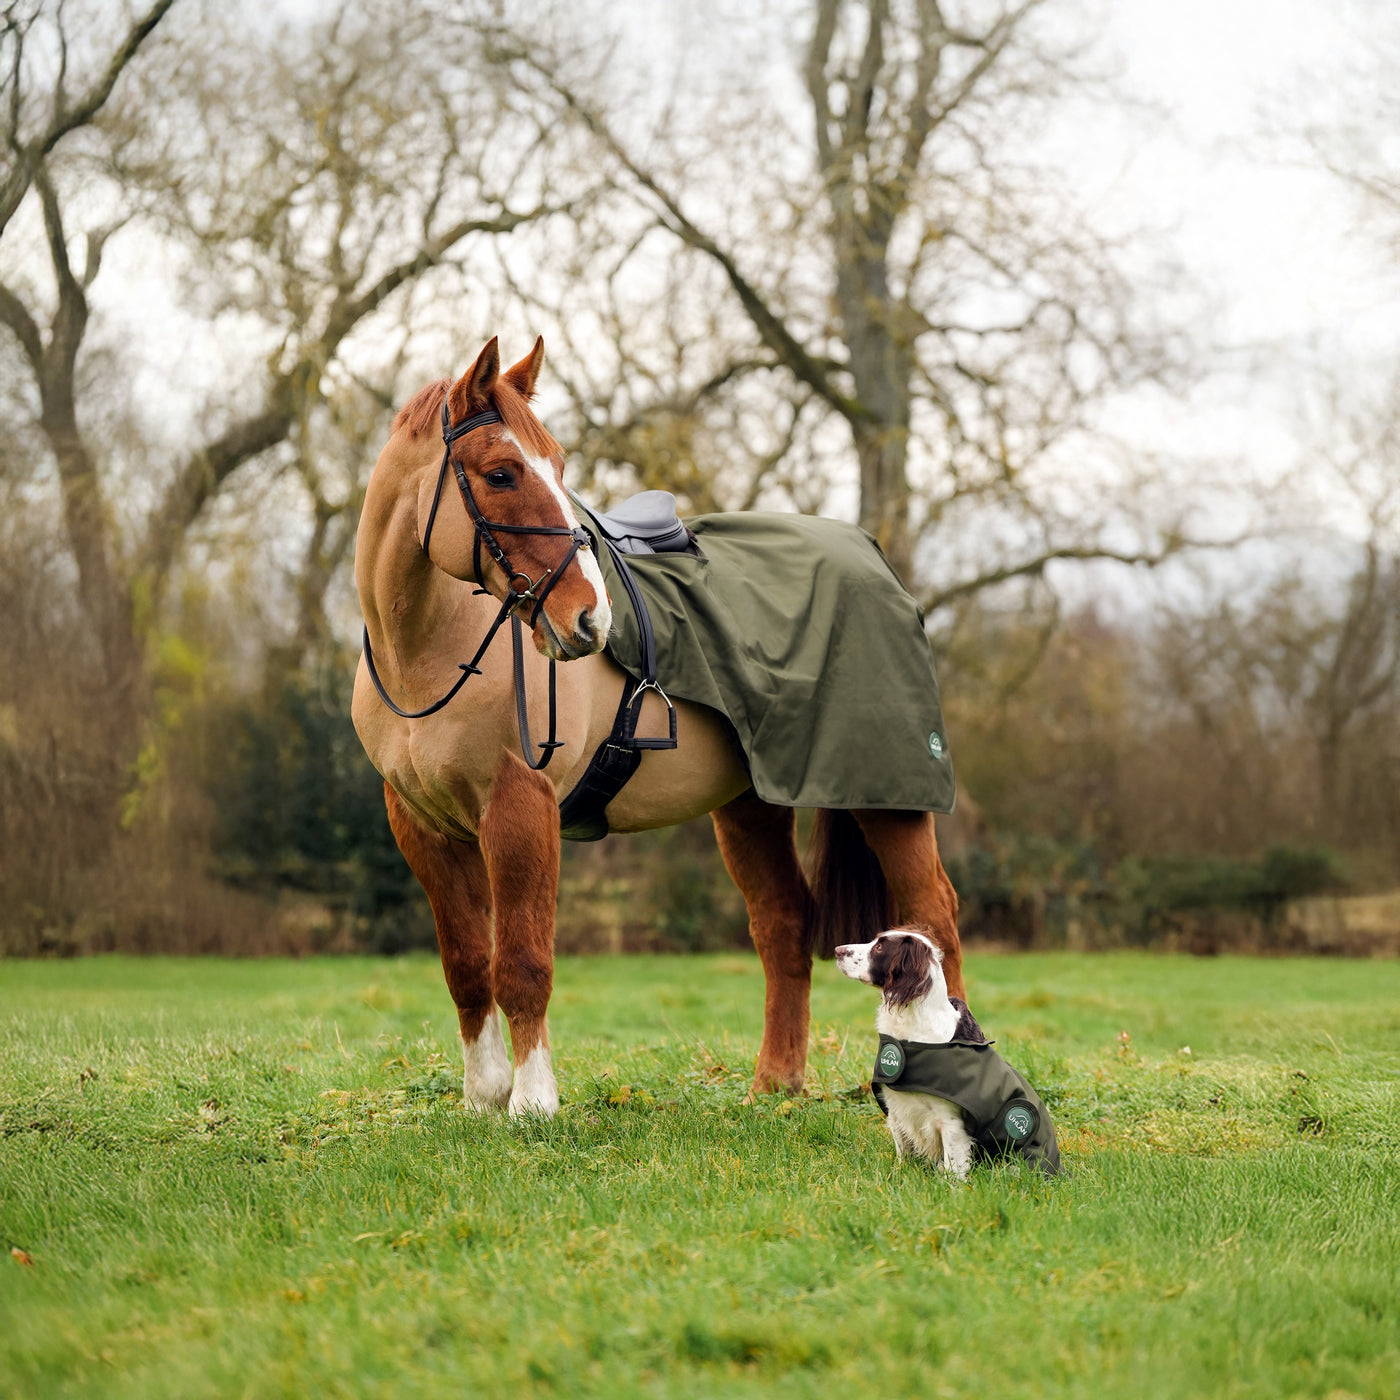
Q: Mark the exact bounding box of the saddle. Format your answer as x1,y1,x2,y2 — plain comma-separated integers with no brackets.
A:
556,490,695,841
588,490,694,555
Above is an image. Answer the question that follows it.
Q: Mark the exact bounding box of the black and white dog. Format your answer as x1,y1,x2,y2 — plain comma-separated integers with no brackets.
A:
836,929,982,1177
837,928,1062,1178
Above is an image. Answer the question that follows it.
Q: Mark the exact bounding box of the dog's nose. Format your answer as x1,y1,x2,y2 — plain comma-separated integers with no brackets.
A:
835,945,850,957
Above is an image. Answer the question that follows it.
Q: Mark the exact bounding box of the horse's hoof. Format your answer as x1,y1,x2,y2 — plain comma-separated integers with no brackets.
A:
507,1096,558,1119
748,1065,804,1099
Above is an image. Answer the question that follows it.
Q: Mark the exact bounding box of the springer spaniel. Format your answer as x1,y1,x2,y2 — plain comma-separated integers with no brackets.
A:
836,929,985,1179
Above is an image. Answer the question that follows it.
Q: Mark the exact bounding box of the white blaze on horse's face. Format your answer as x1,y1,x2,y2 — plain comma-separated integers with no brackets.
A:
500,430,611,662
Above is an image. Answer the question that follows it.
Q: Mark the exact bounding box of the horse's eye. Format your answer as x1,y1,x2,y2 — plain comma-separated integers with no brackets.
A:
484,468,515,489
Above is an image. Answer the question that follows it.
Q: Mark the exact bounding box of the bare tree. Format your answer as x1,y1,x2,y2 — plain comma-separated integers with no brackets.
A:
477,0,1190,588
1298,4,1400,266
0,0,572,851
0,0,175,236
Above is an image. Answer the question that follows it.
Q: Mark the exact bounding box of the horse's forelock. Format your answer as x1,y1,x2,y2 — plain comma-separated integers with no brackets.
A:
392,376,563,467
493,379,563,464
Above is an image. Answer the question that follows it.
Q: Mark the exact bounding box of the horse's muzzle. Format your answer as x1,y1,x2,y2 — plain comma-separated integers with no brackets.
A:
536,608,607,661
571,608,606,655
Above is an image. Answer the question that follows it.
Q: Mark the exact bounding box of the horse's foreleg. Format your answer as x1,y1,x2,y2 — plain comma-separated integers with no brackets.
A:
479,749,561,1118
385,784,511,1111
853,810,965,1001
712,794,815,1096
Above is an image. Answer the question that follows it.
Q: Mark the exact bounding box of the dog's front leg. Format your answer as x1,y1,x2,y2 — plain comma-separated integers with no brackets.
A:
888,1116,915,1162
940,1117,974,1180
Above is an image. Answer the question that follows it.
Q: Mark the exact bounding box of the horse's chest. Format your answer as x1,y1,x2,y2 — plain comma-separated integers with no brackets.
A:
357,693,492,840
398,727,496,837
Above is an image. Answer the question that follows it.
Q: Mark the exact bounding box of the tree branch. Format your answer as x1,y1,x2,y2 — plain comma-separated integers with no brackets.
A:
138,404,296,594
512,51,869,424
921,537,1245,612
0,0,176,236
804,0,839,175
0,275,41,367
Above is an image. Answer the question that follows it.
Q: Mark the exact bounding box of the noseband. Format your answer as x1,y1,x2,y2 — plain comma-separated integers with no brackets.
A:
361,397,594,770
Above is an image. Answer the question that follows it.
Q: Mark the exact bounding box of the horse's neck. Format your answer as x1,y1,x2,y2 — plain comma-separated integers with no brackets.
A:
358,472,487,690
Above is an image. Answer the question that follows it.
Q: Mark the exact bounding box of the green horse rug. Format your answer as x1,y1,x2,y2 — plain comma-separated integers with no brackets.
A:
576,502,957,815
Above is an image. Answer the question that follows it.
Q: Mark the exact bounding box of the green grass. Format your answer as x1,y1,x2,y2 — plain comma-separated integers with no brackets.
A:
2,951,1398,1399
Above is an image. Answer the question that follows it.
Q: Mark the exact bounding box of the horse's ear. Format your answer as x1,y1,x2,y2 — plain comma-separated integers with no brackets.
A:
447,337,500,421
503,336,546,400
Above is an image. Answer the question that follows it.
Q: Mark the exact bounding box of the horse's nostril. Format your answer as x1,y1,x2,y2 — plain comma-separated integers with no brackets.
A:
573,609,601,651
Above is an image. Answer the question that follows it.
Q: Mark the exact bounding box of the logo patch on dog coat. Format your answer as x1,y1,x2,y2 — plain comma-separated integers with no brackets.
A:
877,1042,905,1077
1003,1103,1037,1141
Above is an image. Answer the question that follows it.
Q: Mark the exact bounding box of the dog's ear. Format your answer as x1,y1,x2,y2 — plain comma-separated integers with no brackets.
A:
883,937,934,1007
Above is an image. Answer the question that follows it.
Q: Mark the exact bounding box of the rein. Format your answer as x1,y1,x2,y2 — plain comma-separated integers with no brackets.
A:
360,397,591,771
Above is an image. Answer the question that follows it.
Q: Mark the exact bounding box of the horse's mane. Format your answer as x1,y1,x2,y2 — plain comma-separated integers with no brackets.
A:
394,379,451,438
393,376,562,460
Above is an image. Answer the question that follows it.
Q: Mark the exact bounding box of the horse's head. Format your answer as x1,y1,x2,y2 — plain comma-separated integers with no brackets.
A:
418,337,611,661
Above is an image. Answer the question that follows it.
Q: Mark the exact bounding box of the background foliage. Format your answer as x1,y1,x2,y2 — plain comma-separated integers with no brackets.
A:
0,0,1398,957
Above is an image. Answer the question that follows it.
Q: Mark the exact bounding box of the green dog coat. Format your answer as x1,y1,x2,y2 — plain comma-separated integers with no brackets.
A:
871,1031,1062,1176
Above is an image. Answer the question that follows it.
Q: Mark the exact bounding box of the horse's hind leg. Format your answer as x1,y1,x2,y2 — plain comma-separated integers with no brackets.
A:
712,793,815,1096
479,750,561,1117
385,784,511,1110
852,810,966,1002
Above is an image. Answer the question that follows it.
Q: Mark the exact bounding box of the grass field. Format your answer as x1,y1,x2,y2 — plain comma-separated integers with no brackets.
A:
2,951,1399,1399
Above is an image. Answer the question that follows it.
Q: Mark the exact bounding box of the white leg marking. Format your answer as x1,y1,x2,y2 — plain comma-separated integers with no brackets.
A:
461,1010,513,1112
508,1041,559,1118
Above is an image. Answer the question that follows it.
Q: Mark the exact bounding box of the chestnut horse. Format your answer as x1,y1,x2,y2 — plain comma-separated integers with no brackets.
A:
352,337,963,1115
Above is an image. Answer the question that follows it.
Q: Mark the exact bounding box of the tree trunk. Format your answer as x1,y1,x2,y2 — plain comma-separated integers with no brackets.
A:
40,397,143,701
836,239,915,583
851,417,913,582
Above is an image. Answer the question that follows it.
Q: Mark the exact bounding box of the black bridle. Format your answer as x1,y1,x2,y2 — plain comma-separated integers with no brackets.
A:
361,397,594,770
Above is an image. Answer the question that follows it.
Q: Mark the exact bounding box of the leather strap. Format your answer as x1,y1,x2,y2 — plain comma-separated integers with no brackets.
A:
555,529,679,840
